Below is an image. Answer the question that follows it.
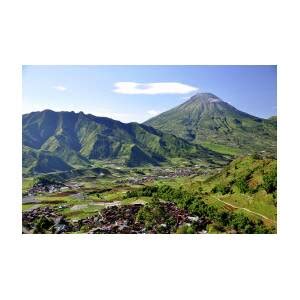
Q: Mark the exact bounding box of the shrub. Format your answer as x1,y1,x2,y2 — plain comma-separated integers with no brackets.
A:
207,223,224,233
212,184,231,195
176,224,195,234
235,176,249,193
33,216,54,233
229,213,256,233
34,176,58,186
263,169,277,193
125,186,158,198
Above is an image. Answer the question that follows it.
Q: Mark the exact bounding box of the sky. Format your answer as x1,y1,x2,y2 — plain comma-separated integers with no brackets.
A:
22,65,277,123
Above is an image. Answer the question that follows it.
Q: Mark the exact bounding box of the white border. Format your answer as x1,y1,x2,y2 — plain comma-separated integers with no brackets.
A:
1,1,299,299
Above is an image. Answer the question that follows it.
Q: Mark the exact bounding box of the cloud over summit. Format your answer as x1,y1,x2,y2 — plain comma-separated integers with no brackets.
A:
114,82,198,95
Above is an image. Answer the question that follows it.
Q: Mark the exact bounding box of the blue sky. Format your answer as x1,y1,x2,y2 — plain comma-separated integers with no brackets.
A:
22,65,277,123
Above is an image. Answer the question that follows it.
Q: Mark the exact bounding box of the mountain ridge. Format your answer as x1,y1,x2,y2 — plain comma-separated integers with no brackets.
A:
22,109,227,174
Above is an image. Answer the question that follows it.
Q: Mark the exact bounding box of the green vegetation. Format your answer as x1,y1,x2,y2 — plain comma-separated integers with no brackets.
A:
22,110,227,175
263,168,277,193
202,156,277,222
212,184,231,195
61,205,104,220
207,156,277,194
235,176,249,193
33,216,54,234
22,95,277,234
23,155,277,233
22,177,35,194
176,224,195,234
22,203,38,211
145,93,276,156
136,198,176,231
201,142,241,156
124,183,274,233
32,167,111,182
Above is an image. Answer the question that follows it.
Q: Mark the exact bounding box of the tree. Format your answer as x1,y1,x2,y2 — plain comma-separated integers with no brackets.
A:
136,197,167,230
230,213,255,233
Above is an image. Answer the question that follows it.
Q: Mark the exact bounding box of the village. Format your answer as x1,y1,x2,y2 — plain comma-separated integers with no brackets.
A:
22,202,210,234
24,165,219,199
26,180,82,196
115,166,215,185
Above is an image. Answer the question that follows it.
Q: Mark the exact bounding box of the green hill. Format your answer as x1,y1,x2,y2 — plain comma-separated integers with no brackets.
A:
22,110,227,174
144,93,277,156
201,155,277,222
206,155,277,194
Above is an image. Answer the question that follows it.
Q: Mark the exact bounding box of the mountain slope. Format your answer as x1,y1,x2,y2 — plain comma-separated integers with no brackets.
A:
202,155,277,222
205,155,277,194
144,93,277,155
22,110,227,174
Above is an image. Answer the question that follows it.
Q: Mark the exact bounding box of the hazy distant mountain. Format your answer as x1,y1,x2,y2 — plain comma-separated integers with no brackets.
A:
22,110,225,174
144,93,276,155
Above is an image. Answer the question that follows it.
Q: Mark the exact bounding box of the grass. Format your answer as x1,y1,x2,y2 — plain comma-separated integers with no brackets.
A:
61,204,104,220
36,195,76,203
121,196,151,205
22,177,35,194
217,192,276,221
22,203,39,211
201,141,241,156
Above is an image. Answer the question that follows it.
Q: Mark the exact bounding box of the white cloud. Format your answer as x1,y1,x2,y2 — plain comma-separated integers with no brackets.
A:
147,110,160,116
114,82,198,95
53,85,67,91
88,109,137,123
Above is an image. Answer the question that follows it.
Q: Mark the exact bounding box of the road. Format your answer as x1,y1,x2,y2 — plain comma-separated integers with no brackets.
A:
92,201,121,207
22,195,40,204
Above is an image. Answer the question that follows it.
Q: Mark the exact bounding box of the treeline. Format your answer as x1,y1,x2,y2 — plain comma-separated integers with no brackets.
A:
34,177,60,186
125,185,275,233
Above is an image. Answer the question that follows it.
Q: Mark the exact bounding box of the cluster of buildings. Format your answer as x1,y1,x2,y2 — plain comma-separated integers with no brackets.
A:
27,181,84,196
115,167,209,185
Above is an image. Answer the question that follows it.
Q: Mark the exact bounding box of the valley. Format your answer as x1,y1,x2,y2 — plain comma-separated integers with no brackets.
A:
22,92,277,234
22,154,277,234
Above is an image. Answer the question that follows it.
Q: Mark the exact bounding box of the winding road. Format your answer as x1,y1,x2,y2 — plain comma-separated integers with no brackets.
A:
212,196,275,223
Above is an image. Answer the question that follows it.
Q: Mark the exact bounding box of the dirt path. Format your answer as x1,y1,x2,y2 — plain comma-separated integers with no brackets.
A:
70,201,121,211
212,196,275,223
92,201,121,207
131,199,146,205
70,204,88,211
